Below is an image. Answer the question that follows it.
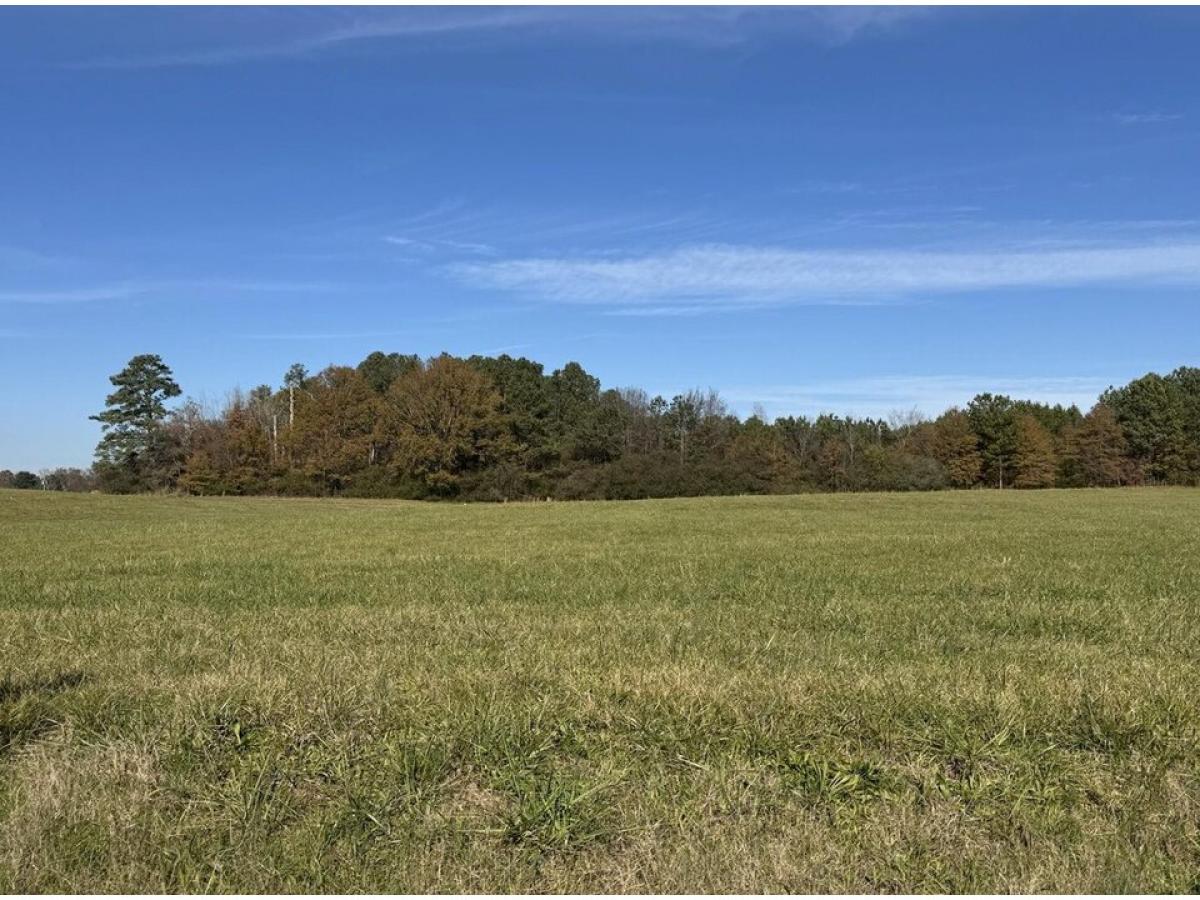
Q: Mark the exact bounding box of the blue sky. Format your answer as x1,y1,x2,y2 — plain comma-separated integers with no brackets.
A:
2,6,1199,470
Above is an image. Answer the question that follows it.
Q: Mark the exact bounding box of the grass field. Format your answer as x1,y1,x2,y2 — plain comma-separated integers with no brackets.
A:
2,487,1199,892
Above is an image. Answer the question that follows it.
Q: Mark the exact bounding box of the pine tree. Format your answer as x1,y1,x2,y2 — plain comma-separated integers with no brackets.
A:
90,354,182,492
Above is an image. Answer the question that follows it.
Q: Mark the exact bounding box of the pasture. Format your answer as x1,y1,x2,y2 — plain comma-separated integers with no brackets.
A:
1,487,1199,892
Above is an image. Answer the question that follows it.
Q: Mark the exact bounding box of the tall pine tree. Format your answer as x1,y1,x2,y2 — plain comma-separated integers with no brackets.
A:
91,354,182,492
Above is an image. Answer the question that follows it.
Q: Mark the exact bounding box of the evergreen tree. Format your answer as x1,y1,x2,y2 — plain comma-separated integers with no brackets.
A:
1101,372,1189,483
467,354,555,466
549,362,602,459
357,351,420,394
90,354,182,492
968,393,1017,488
11,470,41,489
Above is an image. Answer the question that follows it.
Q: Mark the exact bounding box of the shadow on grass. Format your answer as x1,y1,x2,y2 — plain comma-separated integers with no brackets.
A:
0,670,89,753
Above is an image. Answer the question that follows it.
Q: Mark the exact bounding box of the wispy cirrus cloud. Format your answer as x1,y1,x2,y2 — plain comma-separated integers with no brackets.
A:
787,180,866,195
1111,111,1184,125
384,235,498,256
0,244,71,269
65,7,937,70
0,279,351,304
455,240,1200,312
478,342,534,356
237,329,416,341
721,374,1115,420
0,285,143,304
67,9,550,70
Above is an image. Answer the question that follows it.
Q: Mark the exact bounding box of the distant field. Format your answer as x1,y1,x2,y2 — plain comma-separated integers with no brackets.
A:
2,488,1199,892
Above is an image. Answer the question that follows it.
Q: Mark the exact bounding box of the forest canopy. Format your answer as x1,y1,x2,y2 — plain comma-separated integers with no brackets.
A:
9,353,1200,499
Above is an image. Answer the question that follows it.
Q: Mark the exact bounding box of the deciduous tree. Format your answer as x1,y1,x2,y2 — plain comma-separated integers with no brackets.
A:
1013,415,1057,488
382,355,509,492
925,409,982,487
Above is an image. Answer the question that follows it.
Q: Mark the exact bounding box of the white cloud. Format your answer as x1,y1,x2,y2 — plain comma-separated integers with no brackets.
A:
68,10,552,69
383,236,436,252
0,279,349,304
478,342,534,356
799,6,935,44
721,375,1115,420
66,7,936,69
0,244,69,269
456,241,1200,311
788,180,865,195
1111,111,1183,125
440,239,499,256
384,235,497,256
0,285,143,304
237,329,414,341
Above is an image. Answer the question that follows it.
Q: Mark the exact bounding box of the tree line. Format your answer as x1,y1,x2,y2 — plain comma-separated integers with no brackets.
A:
6,352,1199,499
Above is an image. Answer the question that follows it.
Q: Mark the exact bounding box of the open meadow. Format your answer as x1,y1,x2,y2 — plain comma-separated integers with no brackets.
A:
2,487,1199,892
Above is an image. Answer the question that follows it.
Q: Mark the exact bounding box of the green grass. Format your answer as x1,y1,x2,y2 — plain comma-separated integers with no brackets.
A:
2,487,1199,892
